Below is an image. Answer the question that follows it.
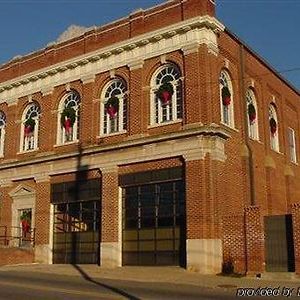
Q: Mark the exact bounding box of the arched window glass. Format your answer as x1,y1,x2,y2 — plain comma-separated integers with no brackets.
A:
57,91,80,144
269,103,279,152
21,103,41,151
246,88,259,140
0,111,6,156
220,70,234,127
100,78,127,135
150,63,182,125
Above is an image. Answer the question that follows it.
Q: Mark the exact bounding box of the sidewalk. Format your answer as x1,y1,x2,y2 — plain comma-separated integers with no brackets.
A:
0,264,299,291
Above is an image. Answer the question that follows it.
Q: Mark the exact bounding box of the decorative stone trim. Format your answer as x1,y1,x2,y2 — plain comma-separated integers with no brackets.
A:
41,86,54,96
181,42,199,55
34,174,51,183
128,60,144,70
100,165,119,174
81,74,96,84
0,16,224,102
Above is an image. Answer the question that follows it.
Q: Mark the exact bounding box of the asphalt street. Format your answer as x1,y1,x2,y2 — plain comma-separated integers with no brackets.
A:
0,266,299,300
0,266,237,300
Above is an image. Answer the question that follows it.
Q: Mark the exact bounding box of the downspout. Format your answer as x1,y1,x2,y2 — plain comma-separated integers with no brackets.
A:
239,44,255,206
239,44,256,276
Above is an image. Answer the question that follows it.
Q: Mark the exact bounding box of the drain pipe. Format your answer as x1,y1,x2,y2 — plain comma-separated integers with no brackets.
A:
239,44,255,206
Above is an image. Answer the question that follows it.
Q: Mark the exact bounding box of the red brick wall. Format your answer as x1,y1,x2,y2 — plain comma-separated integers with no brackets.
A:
0,248,34,266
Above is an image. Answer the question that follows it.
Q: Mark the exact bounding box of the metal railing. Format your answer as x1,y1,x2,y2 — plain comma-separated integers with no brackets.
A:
0,225,35,248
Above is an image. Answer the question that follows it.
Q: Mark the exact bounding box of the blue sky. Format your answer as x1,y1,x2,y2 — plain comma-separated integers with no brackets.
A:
0,0,299,90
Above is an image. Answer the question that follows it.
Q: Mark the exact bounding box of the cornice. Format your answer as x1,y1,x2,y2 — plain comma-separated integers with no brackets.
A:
0,15,224,104
0,125,230,185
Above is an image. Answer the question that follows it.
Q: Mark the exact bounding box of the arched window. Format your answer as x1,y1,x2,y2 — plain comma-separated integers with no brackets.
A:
20,103,41,152
57,90,80,144
246,88,259,140
100,78,127,135
0,111,6,156
269,103,279,152
150,63,182,125
220,70,234,127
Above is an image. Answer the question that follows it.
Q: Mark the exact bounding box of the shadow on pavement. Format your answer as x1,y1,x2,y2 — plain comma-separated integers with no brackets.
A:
72,264,141,300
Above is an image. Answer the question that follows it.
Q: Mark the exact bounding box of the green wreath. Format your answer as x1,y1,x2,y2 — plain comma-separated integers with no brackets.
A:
105,96,119,110
24,118,35,130
61,106,76,126
156,82,174,101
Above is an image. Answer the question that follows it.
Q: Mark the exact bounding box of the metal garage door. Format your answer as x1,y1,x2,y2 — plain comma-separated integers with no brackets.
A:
120,168,186,266
51,179,100,264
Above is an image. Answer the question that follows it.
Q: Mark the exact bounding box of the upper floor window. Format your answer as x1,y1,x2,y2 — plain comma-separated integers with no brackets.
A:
288,127,297,163
246,88,259,140
57,91,80,144
220,70,234,127
0,111,6,156
100,78,127,135
150,63,182,125
269,103,279,152
21,103,41,152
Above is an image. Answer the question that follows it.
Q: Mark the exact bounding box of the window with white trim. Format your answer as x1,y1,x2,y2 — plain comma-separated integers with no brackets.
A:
20,103,41,152
150,63,182,125
246,88,259,140
100,78,127,135
220,70,234,127
269,103,279,152
0,111,6,156
288,127,297,163
57,91,80,144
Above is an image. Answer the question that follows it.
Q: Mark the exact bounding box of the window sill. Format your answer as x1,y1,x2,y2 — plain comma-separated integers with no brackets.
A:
17,148,39,155
270,148,284,156
148,119,182,129
54,140,79,148
220,121,239,133
97,130,127,138
249,137,263,144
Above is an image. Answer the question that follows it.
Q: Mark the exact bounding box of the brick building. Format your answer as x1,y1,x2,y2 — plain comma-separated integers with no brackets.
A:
0,0,299,274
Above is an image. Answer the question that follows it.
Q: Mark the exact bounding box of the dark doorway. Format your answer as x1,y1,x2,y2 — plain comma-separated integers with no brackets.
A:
51,179,100,264
120,168,186,266
264,214,295,272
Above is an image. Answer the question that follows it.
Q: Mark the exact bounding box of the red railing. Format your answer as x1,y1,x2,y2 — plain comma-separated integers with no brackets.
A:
0,225,35,248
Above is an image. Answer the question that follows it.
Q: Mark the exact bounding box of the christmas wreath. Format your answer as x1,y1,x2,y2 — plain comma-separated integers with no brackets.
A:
222,86,231,106
248,103,256,123
156,82,174,105
24,118,35,137
105,96,119,119
61,106,76,133
270,117,277,135
20,211,31,235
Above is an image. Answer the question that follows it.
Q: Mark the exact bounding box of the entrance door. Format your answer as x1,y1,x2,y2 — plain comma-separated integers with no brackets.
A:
19,209,32,247
264,215,295,272
122,181,185,266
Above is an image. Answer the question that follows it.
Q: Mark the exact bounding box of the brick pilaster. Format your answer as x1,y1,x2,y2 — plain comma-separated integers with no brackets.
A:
128,62,143,136
35,180,51,245
244,206,264,274
101,168,119,243
291,203,300,274
80,77,95,146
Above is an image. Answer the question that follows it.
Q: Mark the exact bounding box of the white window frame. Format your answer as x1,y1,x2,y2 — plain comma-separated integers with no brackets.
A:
100,78,127,136
20,103,40,152
220,70,234,128
246,88,259,140
269,103,279,152
57,91,80,145
288,127,297,163
0,111,6,157
150,64,182,126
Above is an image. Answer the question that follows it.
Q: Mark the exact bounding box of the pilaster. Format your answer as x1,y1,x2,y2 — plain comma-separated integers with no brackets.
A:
100,166,121,267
